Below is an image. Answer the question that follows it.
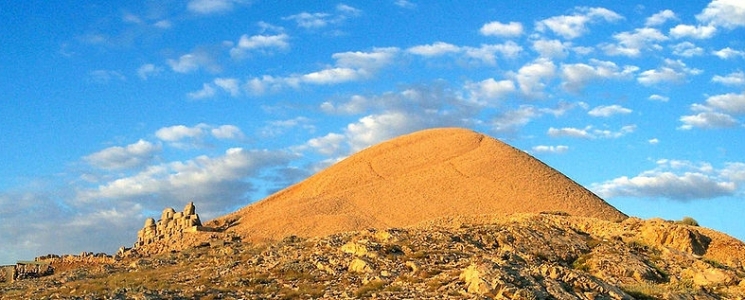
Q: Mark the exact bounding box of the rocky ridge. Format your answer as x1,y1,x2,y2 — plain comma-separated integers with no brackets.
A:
2,213,744,299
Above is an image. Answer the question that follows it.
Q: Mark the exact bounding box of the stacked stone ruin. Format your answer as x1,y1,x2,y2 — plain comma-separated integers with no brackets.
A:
135,202,204,248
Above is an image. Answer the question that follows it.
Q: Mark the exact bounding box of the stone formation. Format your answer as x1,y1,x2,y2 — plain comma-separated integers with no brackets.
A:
135,202,203,248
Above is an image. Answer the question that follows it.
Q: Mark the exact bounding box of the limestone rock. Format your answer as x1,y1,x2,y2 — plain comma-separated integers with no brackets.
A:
134,201,207,249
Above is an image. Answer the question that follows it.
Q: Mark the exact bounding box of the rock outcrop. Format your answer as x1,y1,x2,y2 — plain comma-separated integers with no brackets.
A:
135,202,205,248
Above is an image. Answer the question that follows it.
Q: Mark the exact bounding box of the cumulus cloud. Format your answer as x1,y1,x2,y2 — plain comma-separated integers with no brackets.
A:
531,145,569,154
480,21,524,37
713,47,745,59
704,92,745,114
514,58,556,98
407,41,522,65
548,125,635,139
167,51,217,73
465,78,516,103
283,4,361,29
155,123,244,147
645,9,677,27
532,39,571,59
85,140,161,170
229,33,290,59
679,112,739,130
637,59,702,86
601,27,668,57
648,94,669,102
697,0,745,29
592,159,742,200
80,148,297,212
188,83,216,99
670,42,704,57
137,64,162,80
669,24,717,39
560,59,637,92
712,71,745,86
187,0,247,15
588,105,633,117
535,6,623,39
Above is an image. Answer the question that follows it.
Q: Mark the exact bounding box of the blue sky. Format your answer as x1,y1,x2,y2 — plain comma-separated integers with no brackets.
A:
1,0,744,264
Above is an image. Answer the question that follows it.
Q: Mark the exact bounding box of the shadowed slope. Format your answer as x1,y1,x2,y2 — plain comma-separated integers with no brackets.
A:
213,128,626,241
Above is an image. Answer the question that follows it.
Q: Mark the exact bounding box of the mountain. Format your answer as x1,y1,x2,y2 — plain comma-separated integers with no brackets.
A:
211,127,626,241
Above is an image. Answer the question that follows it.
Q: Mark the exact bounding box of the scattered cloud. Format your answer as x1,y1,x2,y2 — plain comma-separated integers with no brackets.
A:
679,112,739,130
703,92,745,114
394,0,416,9
588,105,633,117
480,21,524,37
187,0,248,15
601,27,668,57
713,47,745,59
670,42,704,57
637,59,702,86
592,159,742,200
531,145,569,154
532,39,571,59
648,138,659,145
88,70,126,84
465,78,516,103
167,51,218,74
283,4,361,29
85,140,161,170
648,94,669,102
137,64,163,80
560,59,637,92
547,126,592,138
407,41,522,65
514,58,556,98
696,0,745,29
669,24,717,39
229,33,290,59
645,9,677,27
712,71,745,86
548,125,635,139
155,123,245,147
535,6,623,39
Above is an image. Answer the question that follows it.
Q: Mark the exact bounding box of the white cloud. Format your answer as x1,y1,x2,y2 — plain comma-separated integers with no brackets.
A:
491,106,540,133
305,133,346,155
301,67,367,84
137,64,162,80
679,112,739,130
332,47,399,70
588,105,633,117
407,41,460,56
88,70,126,84
547,126,592,138
532,145,569,154
532,39,570,58
645,9,677,27
669,24,717,39
85,140,161,170
465,78,516,103
515,58,556,98
548,125,635,139
320,95,369,115
167,52,215,73
601,27,668,57
705,92,745,114
187,83,216,99
211,125,244,140
592,159,741,200
480,21,524,37
648,94,669,102
283,4,360,29
697,0,745,29
648,138,659,145
394,0,416,9
230,33,290,59
670,42,704,57
713,47,745,59
712,71,745,86
187,0,246,15
214,78,241,97
560,59,637,92
156,124,208,142
637,59,701,86
535,6,623,39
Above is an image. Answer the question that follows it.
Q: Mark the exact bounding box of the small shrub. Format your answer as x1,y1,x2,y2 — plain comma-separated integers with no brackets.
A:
677,216,699,226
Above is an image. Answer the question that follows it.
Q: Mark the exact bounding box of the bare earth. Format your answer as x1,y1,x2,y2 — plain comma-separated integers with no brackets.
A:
212,127,627,242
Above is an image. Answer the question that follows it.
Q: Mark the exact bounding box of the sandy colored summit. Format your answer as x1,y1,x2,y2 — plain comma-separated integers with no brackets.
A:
214,127,626,241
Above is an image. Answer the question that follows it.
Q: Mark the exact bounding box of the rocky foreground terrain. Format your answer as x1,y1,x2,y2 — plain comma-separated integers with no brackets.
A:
2,213,744,299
